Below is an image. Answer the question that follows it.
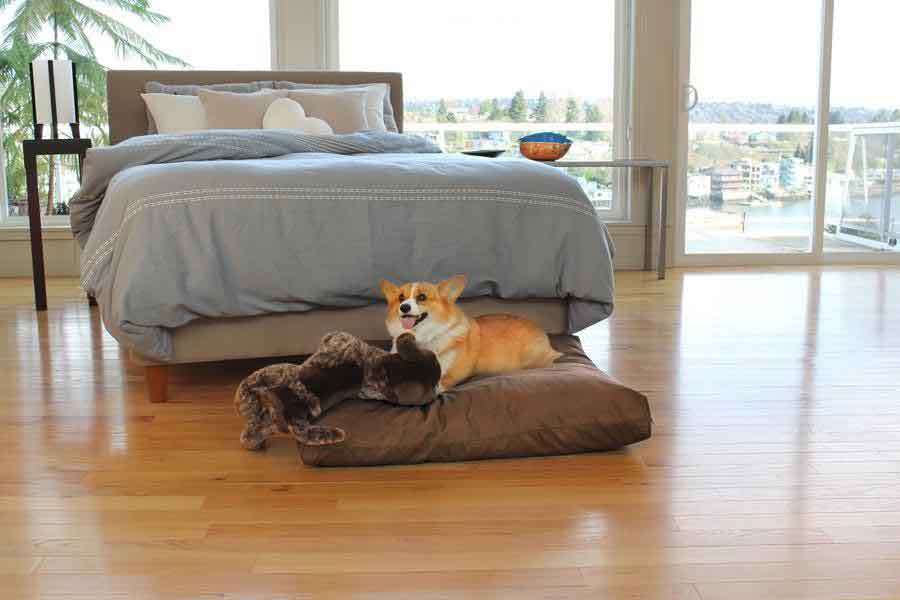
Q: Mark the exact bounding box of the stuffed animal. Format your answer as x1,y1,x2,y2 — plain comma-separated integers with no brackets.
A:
235,331,440,450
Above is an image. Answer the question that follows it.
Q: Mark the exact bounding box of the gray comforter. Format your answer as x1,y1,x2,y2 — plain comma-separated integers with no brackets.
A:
71,130,615,361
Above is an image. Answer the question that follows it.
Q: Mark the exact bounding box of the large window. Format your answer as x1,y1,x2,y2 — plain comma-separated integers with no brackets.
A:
824,0,900,253
0,0,270,225
680,0,900,259
685,0,821,254
338,0,632,220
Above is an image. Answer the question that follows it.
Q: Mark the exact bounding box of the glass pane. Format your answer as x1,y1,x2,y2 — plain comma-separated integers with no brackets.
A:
0,1,270,221
686,0,821,254
338,0,625,218
824,0,900,253
0,0,271,225
98,0,271,71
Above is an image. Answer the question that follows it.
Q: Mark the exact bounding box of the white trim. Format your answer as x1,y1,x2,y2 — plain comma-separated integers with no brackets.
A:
0,118,7,225
268,0,280,69
811,0,834,256
677,250,900,267
673,0,900,267
611,0,634,223
0,224,73,240
673,0,692,266
0,215,71,229
323,0,340,69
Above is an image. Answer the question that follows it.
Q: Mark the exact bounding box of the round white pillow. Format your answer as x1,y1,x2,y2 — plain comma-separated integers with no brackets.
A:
262,98,334,134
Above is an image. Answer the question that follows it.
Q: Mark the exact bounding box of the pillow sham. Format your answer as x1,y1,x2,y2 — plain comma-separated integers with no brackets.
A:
197,89,288,130
263,98,334,135
275,81,396,132
140,93,206,134
143,81,274,133
285,89,369,134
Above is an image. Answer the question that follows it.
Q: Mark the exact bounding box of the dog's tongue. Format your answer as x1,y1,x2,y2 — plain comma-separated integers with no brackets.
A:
400,315,418,330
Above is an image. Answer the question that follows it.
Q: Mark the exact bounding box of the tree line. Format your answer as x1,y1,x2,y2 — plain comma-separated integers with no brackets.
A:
433,90,605,124
779,108,900,125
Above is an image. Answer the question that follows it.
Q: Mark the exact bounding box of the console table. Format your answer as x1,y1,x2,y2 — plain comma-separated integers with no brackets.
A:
548,159,670,280
23,137,92,310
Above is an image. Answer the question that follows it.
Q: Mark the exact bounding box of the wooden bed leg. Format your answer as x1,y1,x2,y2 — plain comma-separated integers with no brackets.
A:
145,365,169,403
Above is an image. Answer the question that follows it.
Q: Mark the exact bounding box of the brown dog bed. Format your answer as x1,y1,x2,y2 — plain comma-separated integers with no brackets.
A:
298,335,651,466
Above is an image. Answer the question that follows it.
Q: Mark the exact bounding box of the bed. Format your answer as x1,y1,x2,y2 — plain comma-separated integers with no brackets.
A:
78,70,616,402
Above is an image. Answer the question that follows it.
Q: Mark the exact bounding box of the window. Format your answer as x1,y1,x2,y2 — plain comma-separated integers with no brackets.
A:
824,0,900,253
679,0,900,260
0,0,271,226
337,0,633,221
685,0,821,254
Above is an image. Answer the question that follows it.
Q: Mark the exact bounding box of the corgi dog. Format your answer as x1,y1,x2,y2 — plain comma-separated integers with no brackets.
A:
380,275,562,392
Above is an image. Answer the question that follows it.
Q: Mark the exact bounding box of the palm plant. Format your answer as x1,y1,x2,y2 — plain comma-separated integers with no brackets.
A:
0,0,186,215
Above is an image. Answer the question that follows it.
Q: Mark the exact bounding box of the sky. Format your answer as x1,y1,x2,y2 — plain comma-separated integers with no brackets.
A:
691,0,900,108
338,0,617,101
1,0,897,108
93,0,271,72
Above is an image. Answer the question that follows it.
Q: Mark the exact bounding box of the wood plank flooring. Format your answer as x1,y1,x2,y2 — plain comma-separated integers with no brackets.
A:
1,268,899,599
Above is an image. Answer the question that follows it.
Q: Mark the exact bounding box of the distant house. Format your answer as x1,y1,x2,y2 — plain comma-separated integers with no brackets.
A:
780,157,814,194
721,131,749,145
687,174,711,199
710,167,749,201
731,159,781,191
749,132,776,146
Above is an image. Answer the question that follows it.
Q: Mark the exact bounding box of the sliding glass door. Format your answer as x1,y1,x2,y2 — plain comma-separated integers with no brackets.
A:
824,0,900,253
677,0,900,264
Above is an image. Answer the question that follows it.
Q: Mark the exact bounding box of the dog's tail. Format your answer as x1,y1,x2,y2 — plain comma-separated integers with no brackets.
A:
541,348,564,367
523,337,563,369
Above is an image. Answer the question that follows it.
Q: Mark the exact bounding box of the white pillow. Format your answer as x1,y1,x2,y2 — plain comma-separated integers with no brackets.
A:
359,83,388,131
141,93,206,133
279,83,388,131
263,98,334,135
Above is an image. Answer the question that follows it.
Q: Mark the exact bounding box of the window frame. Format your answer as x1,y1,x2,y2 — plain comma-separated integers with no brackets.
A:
674,0,900,266
331,0,635,222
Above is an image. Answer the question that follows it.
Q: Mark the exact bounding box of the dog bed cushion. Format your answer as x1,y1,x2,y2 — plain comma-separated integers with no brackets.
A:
298,335,651,466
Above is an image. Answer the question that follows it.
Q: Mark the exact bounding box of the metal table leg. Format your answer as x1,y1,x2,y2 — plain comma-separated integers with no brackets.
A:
658,166,668,280
644,166,654,272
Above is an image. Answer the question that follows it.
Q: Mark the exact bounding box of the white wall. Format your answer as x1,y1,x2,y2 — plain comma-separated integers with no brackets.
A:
0,0,680,277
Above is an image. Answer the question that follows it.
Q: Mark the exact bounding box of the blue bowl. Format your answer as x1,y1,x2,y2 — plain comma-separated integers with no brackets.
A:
519,132,573,144
519,132,573,161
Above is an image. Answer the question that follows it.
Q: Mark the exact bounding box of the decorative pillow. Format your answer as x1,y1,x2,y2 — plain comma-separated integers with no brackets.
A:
275,81,396,132
262,98,334,135
140,93,206,134
285,89,369,134
143,81,274,133
197,89,288,130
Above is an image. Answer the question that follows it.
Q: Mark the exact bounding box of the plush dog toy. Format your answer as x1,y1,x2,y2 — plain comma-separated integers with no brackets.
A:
235,331,440,450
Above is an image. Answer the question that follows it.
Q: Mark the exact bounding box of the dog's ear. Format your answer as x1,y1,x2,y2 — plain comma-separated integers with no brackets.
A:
380,279,400,301
437,274,467,303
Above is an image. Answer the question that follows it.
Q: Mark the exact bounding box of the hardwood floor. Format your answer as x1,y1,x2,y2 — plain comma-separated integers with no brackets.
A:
1,268,899,599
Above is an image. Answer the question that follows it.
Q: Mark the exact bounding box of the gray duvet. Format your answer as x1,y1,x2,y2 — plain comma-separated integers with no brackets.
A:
71,130,614,361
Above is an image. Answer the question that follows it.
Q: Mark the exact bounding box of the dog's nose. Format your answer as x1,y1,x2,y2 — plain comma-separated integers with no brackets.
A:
400,303,411,314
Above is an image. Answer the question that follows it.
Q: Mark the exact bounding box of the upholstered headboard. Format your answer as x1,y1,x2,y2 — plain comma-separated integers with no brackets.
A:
106,70,404,144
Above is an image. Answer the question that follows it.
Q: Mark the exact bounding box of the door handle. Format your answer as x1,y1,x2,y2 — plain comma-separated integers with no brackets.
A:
686,84,699,111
